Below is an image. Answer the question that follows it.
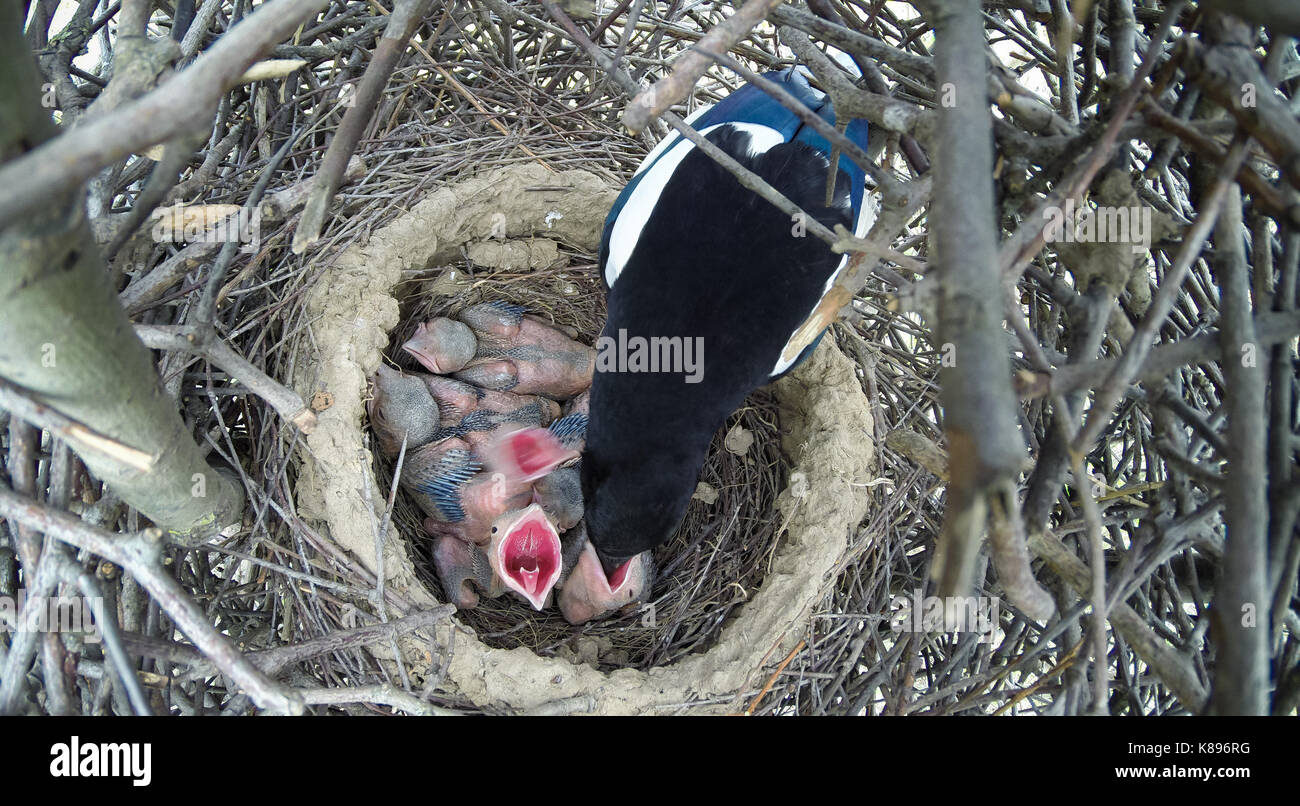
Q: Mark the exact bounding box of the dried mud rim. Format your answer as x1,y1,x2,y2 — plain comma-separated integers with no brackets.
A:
291,164,876,714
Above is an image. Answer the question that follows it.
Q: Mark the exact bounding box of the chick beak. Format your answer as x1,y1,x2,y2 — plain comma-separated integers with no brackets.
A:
598,548,633,581
402,318,477,374
483,426,578,483
558,542,651,625
488,504,563,611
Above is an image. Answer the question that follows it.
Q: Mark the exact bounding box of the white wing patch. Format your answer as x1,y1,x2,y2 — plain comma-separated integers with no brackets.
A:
768,189,878,377
633,104,712,178
605,122,785,289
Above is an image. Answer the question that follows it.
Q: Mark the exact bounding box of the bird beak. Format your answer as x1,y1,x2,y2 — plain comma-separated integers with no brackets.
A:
483,426,579,483
558,542,651,625
488,504,563,611
402,318,477,374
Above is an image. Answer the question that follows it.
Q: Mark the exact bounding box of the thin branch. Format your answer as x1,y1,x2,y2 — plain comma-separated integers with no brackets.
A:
920,0,1036,612
1071,135,1251,454
296,684,461,716
135,325,317,434
0,0,331,223
292,0,434,253
0,487,303,714
622,0,787,133
1207,178,1269,716
120,605,456,682
79,574,154,715
1016,309,1300,400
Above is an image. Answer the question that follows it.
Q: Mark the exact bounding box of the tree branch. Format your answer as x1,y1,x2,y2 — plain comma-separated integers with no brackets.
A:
0,487,303,714
0,0,330,223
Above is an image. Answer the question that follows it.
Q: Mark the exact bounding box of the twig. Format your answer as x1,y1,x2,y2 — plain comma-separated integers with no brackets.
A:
79,574,153,715
296,683,460,715
1017,310,1300,400
987,479,1055,622
0,531,64,714
102,134,203,262
0,0,331,223
1185,26,1300,190
741,639,806,715
1141,100,1300,228
121,606,456,681
1071,451,1110,714
1071,135,1251,454
997,0,1188,280
193,128,299,328
1027,527,1208,711
0,488,303,714
622,0,786,134
292,0,434,253
1207,179,1269,715
118,241,222,315
769,4,934,79
135,324,317,434
782,27,933,140
920,0,1027,604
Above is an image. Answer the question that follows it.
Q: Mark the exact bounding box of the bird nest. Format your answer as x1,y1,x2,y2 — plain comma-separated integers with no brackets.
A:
290,159,876,712
382,280,791,671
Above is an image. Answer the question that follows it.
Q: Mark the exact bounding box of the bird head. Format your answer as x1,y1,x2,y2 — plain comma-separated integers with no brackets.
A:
579,449,696,574
482,425,579,483
486,504,563,611
558,541,653,625
402,317,477,374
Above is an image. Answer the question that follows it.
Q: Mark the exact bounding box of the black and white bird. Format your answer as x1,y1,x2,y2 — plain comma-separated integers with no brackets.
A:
564,64,877,613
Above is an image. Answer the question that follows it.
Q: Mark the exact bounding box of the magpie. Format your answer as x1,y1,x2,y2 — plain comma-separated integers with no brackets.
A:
574,64,877,596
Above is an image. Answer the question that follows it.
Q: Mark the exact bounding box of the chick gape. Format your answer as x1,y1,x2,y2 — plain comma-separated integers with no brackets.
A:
501,511,560,596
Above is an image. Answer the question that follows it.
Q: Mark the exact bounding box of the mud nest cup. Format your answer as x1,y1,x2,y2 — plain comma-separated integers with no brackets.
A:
383,275,783,669
290,163,875,713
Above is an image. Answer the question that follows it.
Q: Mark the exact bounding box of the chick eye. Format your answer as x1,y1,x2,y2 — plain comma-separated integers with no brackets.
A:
490,526,498,534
